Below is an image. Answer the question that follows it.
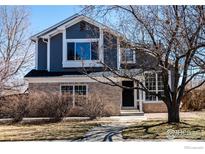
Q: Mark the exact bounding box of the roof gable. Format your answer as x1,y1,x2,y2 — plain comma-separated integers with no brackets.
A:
31,14,123,41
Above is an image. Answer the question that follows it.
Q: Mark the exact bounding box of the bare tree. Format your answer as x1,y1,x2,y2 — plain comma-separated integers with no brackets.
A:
82,5,205,123
0,6,33,96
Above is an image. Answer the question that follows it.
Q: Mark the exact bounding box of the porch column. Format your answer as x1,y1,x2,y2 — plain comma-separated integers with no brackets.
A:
139,78,144,112
139,100,143,112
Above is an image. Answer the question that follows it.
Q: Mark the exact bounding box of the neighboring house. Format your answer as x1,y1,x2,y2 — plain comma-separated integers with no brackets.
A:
25,14,173,115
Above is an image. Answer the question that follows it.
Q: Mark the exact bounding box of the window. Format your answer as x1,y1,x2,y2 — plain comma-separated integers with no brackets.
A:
67,41,99,60
121,48,135,63
145,73,157,101
75,85,87,95
91,42,99,60
145,72,164,101
75,85,87,106
61,85,87,106
76,42,90,60
61,85,73,95
67,43,75,60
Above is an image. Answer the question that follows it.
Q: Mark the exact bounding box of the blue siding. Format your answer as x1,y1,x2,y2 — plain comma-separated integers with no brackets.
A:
50,33,63,71
37,39,47,70
103,32,118,69
66,21,99,39
37,21,118,72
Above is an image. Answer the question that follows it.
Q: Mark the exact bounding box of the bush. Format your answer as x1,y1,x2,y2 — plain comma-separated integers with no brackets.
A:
0,92,73,122
0,92,112,121
75,94,112,119
181,90,205,111
0,94,28,122
27,92,73,121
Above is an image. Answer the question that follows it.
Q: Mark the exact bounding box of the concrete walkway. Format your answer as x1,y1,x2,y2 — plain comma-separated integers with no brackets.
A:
75,116,147,142
76,124,125,142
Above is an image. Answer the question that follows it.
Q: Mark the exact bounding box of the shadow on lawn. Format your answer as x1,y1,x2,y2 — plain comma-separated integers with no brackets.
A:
122,120,205,140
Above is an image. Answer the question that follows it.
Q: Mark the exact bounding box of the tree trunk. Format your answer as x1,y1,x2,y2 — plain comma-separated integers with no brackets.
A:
167,103,180,123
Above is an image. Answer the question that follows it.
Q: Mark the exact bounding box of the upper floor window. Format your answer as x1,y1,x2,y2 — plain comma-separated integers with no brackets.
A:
145,72,164,101
67,41,99,61
121,48,135,63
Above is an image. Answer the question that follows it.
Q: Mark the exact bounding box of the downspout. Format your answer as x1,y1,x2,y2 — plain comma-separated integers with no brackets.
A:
41,37,50,71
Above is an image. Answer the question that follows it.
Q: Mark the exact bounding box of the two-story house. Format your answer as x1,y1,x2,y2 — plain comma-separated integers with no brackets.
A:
25,14,171,115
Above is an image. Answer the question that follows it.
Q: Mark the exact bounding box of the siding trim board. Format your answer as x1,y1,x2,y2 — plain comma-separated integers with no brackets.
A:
99,27,104,63
25,76,120,83
35,39,38,69
47,38,50,71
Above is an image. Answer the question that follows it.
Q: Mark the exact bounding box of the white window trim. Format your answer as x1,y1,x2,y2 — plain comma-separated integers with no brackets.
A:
67,41,92,60
66,38,99,42
121,48,136,64
63,37,103,68
133,81,143,112
60,84,88,107
144,72,164,103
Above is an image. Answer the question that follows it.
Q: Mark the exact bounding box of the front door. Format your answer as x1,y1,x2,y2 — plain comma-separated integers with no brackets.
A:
122,81,134,107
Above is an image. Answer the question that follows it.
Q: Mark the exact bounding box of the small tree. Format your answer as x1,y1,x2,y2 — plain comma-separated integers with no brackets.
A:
82,5,205,123
0,6,33,96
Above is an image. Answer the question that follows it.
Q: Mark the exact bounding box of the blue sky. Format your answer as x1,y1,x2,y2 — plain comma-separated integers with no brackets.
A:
29,6,82,34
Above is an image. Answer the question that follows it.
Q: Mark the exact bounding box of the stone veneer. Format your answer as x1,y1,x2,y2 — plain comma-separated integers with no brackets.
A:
29,82,122,115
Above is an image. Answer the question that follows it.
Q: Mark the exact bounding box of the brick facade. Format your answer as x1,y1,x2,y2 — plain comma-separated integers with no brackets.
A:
29,82,167,114
143,102,167,113
29,82,122,115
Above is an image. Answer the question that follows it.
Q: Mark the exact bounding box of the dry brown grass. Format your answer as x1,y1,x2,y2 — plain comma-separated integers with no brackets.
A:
0,120,98,141
122,112,205,140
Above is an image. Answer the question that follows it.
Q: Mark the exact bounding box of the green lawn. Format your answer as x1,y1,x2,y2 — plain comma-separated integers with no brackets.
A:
0,120,98,141
122,118,205,140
